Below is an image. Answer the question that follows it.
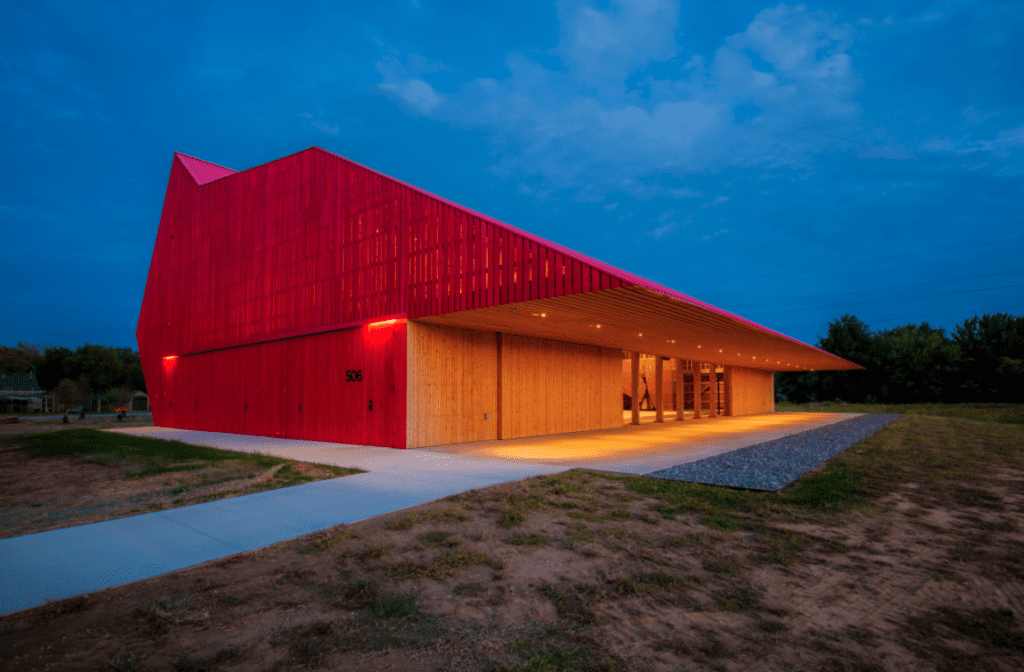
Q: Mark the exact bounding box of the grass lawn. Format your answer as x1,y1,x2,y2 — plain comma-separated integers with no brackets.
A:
3,412,1023,670
0,429,362,538
778,400,1024,424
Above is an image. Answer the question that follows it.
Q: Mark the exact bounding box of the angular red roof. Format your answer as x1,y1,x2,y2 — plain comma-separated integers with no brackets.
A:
140,147,860,372
174,152,237,186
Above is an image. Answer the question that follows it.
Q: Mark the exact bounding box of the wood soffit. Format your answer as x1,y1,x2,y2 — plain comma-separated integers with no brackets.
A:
417,286,863,372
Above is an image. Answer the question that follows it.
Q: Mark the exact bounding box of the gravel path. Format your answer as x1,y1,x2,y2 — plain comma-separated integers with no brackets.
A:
645,414,901,491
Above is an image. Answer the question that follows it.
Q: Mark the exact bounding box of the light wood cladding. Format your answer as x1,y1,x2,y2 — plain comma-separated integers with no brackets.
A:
501,334,621,439
406,321,498,448
729,366,775,416
417,285,861,373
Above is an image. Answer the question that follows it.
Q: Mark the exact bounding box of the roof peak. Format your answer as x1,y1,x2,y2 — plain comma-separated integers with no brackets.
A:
175,152,237,186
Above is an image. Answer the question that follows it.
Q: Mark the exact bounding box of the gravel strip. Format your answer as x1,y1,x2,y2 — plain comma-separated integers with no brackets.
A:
645,414,901,491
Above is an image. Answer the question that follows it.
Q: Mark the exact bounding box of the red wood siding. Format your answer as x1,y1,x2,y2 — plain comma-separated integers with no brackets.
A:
139,148,625,359
148,321,406,448
138,147,634,447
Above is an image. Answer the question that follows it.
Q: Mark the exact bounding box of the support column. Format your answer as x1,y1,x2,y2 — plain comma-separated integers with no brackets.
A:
496,332,504,440
655,357,664,423
692,361,703,419
631,352,640,425
675,359,685,421
723,365,733,416
712,364,720,416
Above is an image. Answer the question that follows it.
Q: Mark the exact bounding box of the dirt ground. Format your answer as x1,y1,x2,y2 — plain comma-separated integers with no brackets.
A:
2,416,1023,671
0,418,348,539
0,414,155,438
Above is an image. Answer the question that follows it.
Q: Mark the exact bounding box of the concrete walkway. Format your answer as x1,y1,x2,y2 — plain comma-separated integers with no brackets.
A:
0,440,565,615
0,412,856,615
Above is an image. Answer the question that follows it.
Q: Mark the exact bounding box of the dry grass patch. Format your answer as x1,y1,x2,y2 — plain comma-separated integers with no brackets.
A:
3,415,1024,671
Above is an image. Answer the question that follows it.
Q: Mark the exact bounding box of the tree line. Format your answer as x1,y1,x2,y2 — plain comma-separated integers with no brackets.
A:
0,343,146,405
776,313,1024,404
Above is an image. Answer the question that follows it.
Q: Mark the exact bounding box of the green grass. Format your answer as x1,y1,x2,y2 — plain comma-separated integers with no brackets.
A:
2,428,361,482
506,532,550,546
607,415,1024,527
383,548,503,582
777,401,1024,425
369,593,420,618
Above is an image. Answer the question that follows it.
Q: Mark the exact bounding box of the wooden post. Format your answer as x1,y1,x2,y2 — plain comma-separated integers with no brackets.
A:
655,357,664,423
712,364,719,416
496,332,504,439
631,352,640,425
723,365,733,416
692,361,703,419
675,359,685,420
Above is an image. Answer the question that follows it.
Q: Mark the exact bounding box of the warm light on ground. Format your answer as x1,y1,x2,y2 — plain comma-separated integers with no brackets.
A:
431,413,851,466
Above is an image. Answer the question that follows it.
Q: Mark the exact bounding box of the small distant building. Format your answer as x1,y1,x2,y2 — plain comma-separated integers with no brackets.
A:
138,149,861,449
0,372,46,414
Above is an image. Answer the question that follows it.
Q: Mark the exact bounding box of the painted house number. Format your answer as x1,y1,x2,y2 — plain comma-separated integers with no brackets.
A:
345,369,363,382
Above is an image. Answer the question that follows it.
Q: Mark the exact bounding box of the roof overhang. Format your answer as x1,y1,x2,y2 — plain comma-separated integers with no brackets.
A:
417,285,862,372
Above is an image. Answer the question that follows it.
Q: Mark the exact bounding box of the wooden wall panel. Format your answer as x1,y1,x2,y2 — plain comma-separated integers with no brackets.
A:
728,366,775,416
148,322,407,448
406,322,498,448
500,334,620,440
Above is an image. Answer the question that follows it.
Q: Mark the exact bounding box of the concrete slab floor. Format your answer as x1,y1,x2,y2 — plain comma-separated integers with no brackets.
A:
428,412,863,475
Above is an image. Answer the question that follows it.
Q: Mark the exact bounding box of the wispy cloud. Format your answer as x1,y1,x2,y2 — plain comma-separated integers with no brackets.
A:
376,2,866,198
375,52,449,113
921,122,1024,157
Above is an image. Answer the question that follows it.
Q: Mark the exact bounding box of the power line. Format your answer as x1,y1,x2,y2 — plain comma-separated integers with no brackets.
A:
737,282,1024,318
722,270,1024,311
768,305,1024,335
855,304,1024,327
685,235,1024,291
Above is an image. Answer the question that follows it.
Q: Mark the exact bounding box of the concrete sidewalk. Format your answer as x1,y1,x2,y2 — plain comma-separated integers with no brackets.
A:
0,412,856,615
0,439,565,615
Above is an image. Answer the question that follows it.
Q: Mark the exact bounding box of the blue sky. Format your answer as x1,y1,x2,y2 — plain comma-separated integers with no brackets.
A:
2,0,1022,350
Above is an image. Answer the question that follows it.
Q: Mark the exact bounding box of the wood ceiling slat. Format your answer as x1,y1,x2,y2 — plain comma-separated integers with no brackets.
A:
418,286,858,371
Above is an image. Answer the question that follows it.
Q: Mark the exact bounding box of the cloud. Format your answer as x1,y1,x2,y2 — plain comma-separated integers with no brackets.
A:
555,0,678,93
921,122,1024,157
963,106,997,128
375,53,447,113
312,120,339,135
644,208,686,239
667,186,702,198
376,2,866,196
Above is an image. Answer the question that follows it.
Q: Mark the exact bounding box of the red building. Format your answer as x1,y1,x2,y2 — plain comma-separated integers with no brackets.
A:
137,148,859,449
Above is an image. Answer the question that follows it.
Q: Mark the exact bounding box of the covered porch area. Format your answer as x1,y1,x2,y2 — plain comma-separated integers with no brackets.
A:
423,411,859,475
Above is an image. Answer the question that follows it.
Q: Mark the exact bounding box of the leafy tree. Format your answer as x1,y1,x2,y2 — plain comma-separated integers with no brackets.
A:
952,313,1024,402
814,315,872,402
54,378,79,413
0,343,42,373
36,346,73,391
64,344,124,391
118,348,147,392
77,374,92,412
869,323,960,403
